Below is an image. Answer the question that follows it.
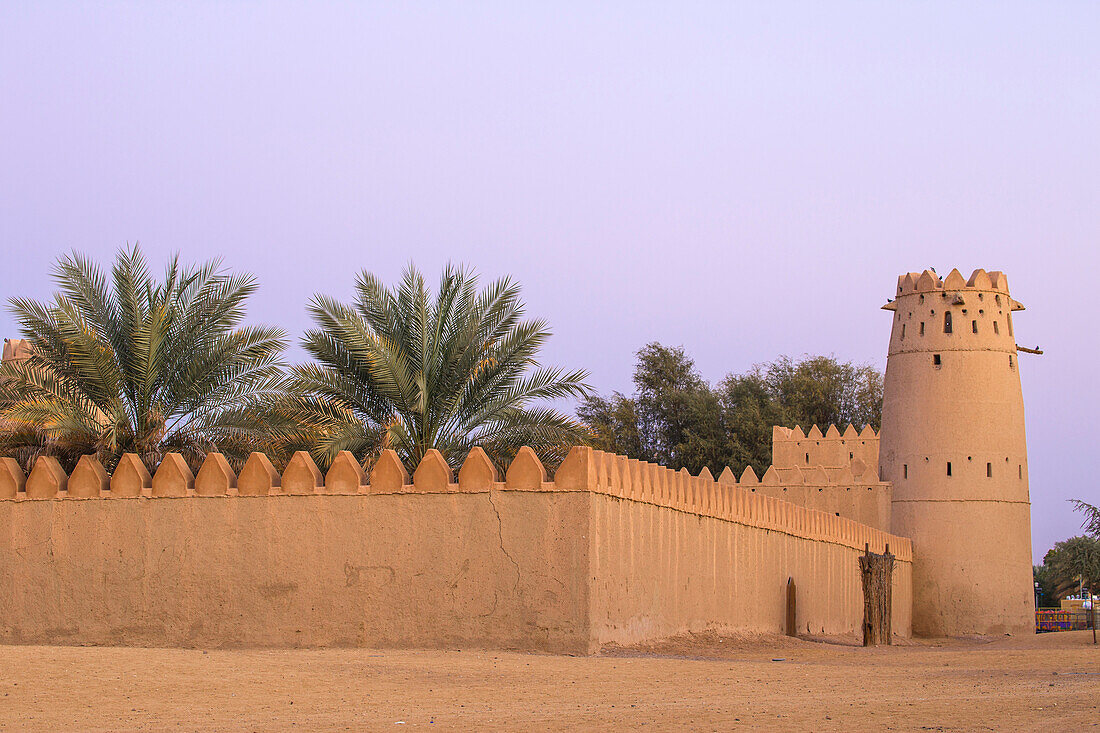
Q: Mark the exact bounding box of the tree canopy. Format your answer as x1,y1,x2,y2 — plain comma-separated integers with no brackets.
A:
0,245,287,470
1033,502,1100,605
280,264,591,471
577,343,883,475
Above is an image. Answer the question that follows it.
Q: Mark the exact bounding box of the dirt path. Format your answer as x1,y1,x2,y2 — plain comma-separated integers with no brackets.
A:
0,631,1095,731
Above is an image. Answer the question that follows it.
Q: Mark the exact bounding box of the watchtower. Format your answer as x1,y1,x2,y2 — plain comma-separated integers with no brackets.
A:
880,268,1033,636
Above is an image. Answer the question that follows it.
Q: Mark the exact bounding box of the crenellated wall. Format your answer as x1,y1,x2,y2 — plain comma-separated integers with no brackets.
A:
698,424,892,532
0,446,912,652
771,424,879,472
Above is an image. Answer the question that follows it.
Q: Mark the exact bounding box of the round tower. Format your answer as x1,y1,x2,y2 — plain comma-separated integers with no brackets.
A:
880,268,1033,637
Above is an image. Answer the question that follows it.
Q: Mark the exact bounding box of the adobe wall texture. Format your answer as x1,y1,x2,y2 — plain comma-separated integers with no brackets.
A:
0,491,592,652
0,446,912,653
723,425,892,532
588,494,911,645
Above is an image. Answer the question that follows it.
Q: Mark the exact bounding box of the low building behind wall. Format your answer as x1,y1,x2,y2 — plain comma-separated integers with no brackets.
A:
0,446,912,653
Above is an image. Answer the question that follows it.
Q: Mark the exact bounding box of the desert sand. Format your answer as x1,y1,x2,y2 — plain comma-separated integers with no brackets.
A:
0,631,1095,731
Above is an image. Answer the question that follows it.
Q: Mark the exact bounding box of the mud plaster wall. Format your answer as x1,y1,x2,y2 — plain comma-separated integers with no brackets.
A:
587,494,912,646
0,444,914,653
0,491,593,654
751,482,892,533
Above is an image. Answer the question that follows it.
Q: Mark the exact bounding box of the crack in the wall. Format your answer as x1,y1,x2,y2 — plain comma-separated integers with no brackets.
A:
486,490,521,593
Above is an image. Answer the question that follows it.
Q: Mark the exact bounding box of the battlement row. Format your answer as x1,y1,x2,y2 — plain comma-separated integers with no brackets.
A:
0,445,909,561
772,424,877,442
894,268,1017,297
770,424,881,479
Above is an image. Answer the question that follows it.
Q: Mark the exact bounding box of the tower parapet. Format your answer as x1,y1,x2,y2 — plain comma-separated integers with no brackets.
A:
883,269,1024,361
880,268,1033,636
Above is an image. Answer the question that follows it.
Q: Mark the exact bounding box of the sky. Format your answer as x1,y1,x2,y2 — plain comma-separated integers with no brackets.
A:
0,2,1096,561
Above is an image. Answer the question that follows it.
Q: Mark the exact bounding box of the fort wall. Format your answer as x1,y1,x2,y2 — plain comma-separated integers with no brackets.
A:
0,446,912,652
708,425,892,532
771,424,879,472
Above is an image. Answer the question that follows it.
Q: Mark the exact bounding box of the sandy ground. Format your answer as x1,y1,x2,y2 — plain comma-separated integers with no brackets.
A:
0,631,1095,732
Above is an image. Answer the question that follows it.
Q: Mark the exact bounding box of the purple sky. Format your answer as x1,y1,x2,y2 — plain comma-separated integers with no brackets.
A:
1,3,1096,561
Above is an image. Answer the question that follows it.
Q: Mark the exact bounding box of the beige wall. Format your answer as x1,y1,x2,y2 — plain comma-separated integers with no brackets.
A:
763,425,890,531
0,446,912,652
772,424,880,473
0,491,593,652
588,494,911,646
751,481,891,534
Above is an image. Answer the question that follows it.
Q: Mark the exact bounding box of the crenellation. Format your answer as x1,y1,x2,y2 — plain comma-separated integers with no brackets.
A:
26,455,67,498
457,447,497,492
283,451,323,494
0,442,914,570
152,453,194,497
325,451,365,493
195,453,235,496
111,453,150,497
618,455,633,499
0,457,25,498
412,449,453,492
370,449,409,493
504,446,545,490
69,455,108,498
238,452,280,495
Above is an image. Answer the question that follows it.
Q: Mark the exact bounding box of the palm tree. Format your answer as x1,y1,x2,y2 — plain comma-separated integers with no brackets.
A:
285,264,591,470
1071,500,1100,539
0,245,287,470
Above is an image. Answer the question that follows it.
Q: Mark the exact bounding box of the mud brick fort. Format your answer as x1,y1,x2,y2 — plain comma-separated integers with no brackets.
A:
0,268,1033,651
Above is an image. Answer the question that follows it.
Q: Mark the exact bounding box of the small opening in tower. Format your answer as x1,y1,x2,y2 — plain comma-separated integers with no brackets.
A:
994,321,999,334
849,452,853,459
901,324,906,339
933,354,942,367
944,311,953,334
987,462,992,477
805,453,809,464
972,320,978,334
1009,355,1014,369
1019,465,1023,479
903,464,908,479
920,322,925,336
946,462,952,476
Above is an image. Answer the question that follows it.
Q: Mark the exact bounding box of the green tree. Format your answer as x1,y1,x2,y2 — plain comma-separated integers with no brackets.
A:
284,264,591,471
715,371,789,475
631,343,725,471
1071,499,1100,539
1033,564,1063,608
0,245,287,471
575,391,645,460
577,346,883,476
757,354,883,431
1042,535,1100,599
